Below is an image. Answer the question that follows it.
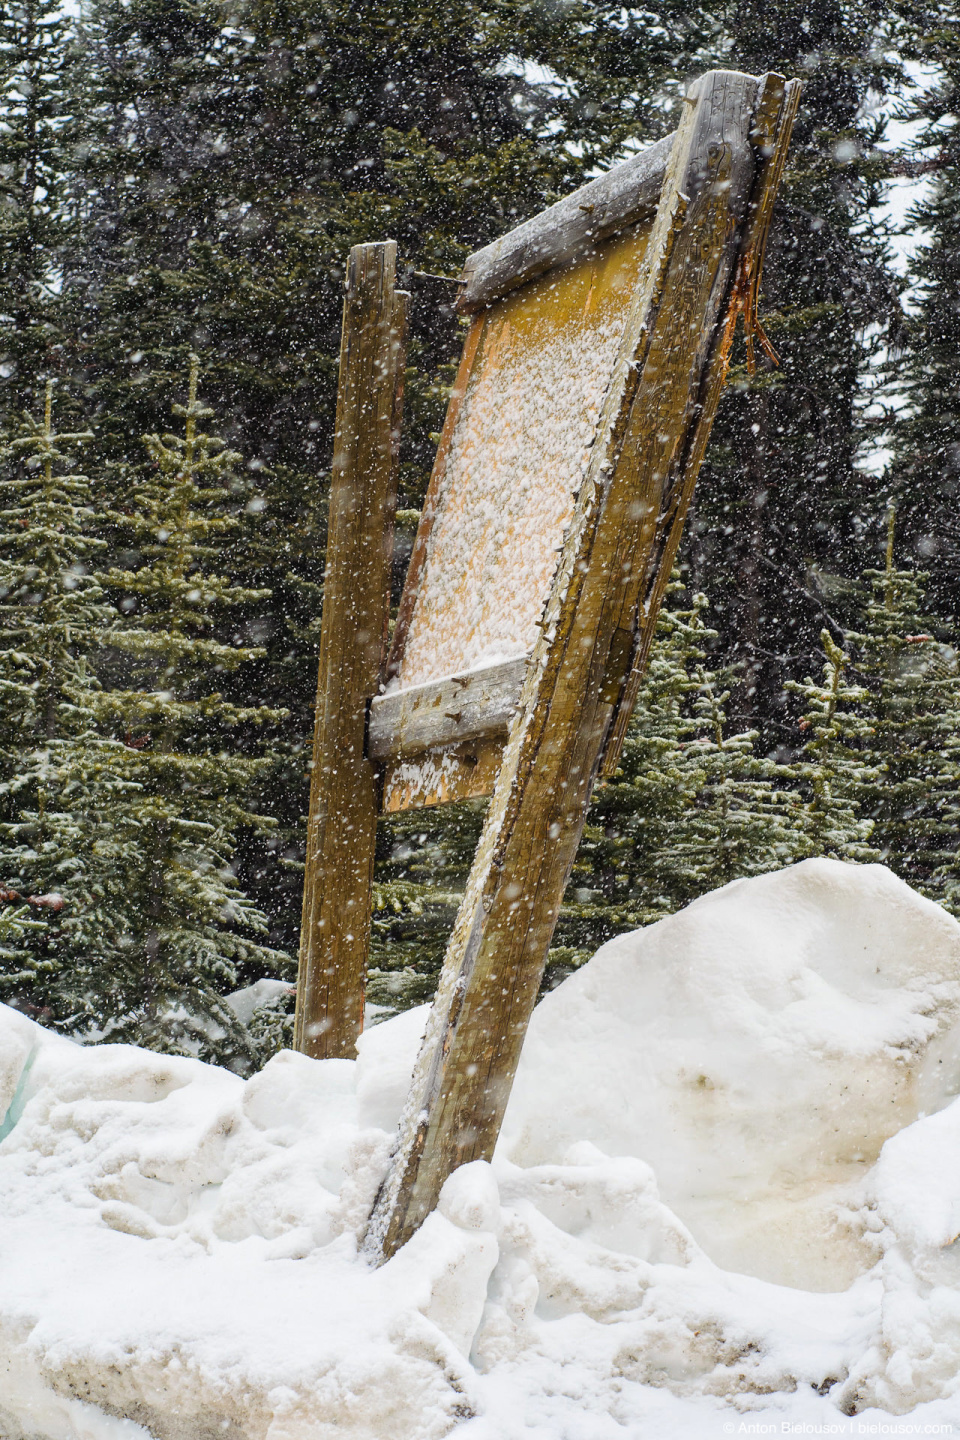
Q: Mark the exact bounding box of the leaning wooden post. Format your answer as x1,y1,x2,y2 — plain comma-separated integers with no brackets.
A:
363,70,798,1260
294,242,408,1060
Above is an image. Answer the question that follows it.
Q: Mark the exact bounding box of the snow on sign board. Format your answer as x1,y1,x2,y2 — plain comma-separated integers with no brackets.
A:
379,224,652,811
398,229,654,688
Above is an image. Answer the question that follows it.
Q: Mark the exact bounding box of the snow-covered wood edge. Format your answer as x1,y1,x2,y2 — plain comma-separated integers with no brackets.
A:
598,74,803,779
457,132,675,313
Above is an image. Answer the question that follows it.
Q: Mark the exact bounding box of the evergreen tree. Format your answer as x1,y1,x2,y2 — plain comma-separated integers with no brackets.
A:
0,891,47,1017
674,657,807,887
551,584,806,976
786,628,879,860
889,17,960,619
366,805,485,1017
0,382,152,1028
690,0,903,739
845,512,960,901
0,0,75,420
0,382,100,740
88,356,292,1056
0,367,293,1060
561,590,716,963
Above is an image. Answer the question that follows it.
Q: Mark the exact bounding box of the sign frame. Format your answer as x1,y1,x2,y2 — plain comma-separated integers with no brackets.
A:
294,70,800,1255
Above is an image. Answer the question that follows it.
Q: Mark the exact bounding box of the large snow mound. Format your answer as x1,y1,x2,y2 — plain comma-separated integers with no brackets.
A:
2,859,960,1438
503,856,960,1289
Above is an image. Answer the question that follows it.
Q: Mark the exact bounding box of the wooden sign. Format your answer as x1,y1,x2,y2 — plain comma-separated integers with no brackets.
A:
378,219,657,813
295,69,800,1258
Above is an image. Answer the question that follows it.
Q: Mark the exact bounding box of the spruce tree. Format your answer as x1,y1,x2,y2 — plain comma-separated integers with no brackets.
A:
846,512,960,902
786,628,879,861
366,805,485,1017
889,23,960,619
561,589,714,960
0,382,101,738
0,382,145,1028
0,0,75,421
674,659,807,888
0,899,45,1008
90,357,292,1058
690,0,903,737
551,583,806,977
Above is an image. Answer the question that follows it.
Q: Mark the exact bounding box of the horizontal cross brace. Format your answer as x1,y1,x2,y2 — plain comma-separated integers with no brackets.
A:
457,131,674,313
367,655,527,762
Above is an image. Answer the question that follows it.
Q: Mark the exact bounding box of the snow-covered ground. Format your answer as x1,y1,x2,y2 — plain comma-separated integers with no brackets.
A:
3,859,960,1438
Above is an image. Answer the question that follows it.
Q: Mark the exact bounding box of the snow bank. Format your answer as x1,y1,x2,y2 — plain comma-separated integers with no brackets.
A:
2,860,960,1438
503,857,960,1289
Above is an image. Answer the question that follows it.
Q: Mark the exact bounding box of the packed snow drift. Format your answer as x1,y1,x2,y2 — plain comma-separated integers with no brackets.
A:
3,859,960,1439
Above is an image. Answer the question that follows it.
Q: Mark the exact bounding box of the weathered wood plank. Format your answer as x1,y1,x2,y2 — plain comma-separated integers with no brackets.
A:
381,737,506,813
368,655,526,762
599,74,802,778
457,132,673,314
294,243,408,1061
364,70,793,1262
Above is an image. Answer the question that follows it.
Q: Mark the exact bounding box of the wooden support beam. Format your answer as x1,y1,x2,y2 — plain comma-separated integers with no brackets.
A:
457,132,674,314
363,70,795,1261
368,656,526,762
294,242,408,1061
599,74,802,778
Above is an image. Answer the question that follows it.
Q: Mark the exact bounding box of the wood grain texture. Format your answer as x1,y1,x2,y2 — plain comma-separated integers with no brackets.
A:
294,243,408,1061
363,70,790,1262
381,737,506,813
599,73,800,778
368,655,526,762
457,132,673,313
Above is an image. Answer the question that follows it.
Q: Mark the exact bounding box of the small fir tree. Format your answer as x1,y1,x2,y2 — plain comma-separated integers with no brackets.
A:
561,590,713,961
0,383,101,737
365,803,486,1018
91,357,293,1059
847,510,960,902
786,629,879,862
671,660,807,891
0,383,144,1027
553,583,806,977
0,896,47,1013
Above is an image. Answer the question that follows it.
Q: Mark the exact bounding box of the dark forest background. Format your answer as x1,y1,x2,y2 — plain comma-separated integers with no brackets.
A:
2,0,960,1061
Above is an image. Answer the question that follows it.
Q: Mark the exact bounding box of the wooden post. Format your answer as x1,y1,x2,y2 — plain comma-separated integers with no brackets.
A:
294,242,408,1060
363,71,797,1260
599,73,801,778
